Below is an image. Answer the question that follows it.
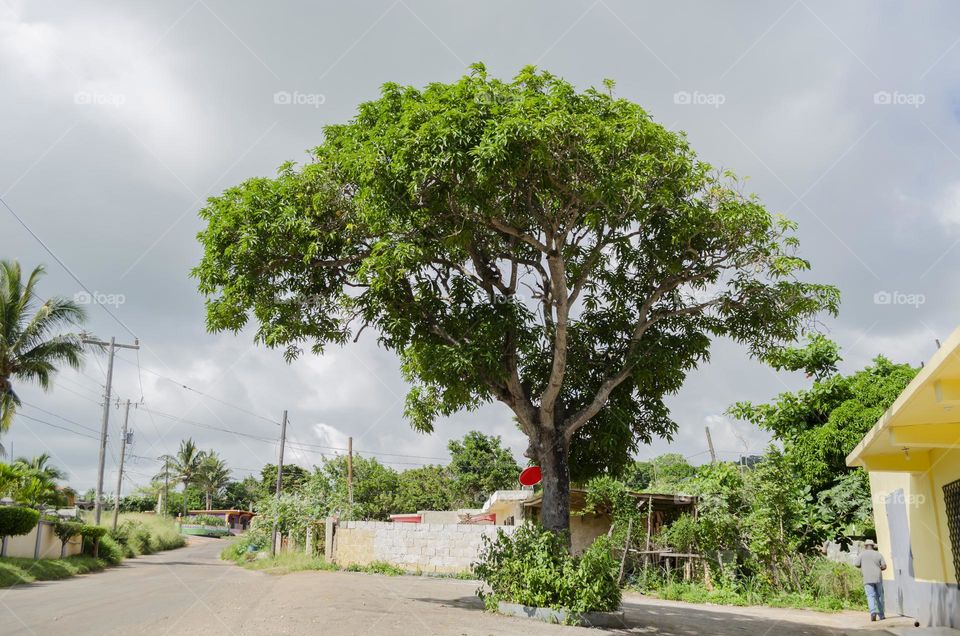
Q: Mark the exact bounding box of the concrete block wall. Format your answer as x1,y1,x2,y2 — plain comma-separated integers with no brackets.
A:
333,521,519,573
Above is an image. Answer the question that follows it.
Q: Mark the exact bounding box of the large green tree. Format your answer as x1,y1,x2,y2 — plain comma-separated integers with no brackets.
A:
0,260,85,441
193,66,838,533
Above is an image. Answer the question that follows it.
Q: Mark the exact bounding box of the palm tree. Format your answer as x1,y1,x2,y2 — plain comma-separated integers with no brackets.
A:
195,451,231,510
152,456,179,516
159,439,205,518
0,261,86,448
13,453,67,481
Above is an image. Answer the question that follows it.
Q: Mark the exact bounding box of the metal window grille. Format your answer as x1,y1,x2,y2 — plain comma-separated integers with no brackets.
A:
943,478,960,583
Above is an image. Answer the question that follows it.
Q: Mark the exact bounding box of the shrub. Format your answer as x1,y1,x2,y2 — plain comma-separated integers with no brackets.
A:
94,535,124,565
0,506,39,538
184,514,227,527
53,520,83,555
346,561,404,576
473,524,621,617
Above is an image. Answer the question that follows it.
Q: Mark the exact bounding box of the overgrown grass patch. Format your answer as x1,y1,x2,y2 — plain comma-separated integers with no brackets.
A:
0,555,106,588
345,560,404,576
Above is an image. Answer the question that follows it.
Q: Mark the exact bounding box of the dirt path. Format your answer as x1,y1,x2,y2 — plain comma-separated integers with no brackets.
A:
0,538,912,635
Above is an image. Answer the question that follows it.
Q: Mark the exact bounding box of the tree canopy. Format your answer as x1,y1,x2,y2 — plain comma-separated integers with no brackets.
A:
193,65,838,532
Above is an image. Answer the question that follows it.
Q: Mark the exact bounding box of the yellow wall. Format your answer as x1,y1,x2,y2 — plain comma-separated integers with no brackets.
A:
3,521,82,559
868,449,960,586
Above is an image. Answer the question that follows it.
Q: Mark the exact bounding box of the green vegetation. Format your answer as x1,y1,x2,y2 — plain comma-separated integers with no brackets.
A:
0,555,105,587
193,65,838,535
0,506,39,542
0,259,86,436
345,561,405,576
89,513,185,559
243,431,519,552
629,558,866,612
473,524,621,618
183,514,227,527
598,338,906,612
159,439,206,518
0,455,74,507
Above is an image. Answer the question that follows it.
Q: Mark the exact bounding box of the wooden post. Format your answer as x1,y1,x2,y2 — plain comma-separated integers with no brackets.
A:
644,495,653,550
617,518,633,585
306,526,314,556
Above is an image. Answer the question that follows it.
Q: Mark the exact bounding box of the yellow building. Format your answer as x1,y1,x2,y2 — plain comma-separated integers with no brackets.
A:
847,327,960,628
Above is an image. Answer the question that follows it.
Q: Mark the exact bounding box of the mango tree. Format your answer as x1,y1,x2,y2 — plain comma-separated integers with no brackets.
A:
193,65,838,534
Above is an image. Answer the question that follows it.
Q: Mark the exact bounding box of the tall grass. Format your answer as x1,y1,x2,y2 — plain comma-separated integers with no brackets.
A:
81,512,186,558
0,555,105,587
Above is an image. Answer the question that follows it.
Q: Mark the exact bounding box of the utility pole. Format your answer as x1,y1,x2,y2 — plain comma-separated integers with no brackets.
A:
705,426,717,464
82,335,139,524
270,410,288,556
112,399,132,531
347,436,353,506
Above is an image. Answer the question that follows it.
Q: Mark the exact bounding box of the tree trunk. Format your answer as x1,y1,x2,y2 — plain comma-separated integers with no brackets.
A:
205,492,211,511
537,430,571,536
182,481,189,518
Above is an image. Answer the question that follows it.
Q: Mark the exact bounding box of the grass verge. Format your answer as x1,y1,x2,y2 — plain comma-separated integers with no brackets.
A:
0,555,106,588
630,581,867,613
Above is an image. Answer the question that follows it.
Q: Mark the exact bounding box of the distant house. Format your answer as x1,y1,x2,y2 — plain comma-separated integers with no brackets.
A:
188,509,254,533
846,326,960,628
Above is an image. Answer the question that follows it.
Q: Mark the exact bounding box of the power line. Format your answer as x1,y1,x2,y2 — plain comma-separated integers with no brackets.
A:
20,402,100,433
56,383,102,405
16,413,100,440
0,195,137,339
113,353,281,425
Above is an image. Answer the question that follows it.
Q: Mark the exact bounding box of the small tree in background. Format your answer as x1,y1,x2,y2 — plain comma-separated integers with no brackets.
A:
448,432,520,508
53,519,83,558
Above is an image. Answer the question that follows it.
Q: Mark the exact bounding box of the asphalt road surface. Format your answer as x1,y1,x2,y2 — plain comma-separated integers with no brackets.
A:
0,538,906,635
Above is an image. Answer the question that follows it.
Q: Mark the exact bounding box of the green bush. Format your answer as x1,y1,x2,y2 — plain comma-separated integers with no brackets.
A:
184,514,227,527
53,520,83,542
93,535,124,565
0,506,39,538
473,524,621,617
346,560,404,576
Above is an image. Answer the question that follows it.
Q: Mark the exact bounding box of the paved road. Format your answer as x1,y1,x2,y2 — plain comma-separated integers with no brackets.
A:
0,538,904,635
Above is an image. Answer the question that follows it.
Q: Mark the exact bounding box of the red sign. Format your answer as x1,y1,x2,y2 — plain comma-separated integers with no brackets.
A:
519,466,542,486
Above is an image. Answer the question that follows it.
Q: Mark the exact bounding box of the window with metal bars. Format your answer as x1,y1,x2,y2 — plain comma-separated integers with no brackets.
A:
943,478,960,583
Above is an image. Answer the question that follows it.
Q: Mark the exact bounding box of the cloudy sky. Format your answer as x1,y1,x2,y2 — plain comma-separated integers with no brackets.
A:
2,0,958,495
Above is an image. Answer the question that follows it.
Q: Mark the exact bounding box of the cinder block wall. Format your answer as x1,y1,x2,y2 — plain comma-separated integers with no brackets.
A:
333,521,519,573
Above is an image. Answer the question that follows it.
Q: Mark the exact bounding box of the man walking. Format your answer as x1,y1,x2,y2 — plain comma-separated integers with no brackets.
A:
855,539,887,621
